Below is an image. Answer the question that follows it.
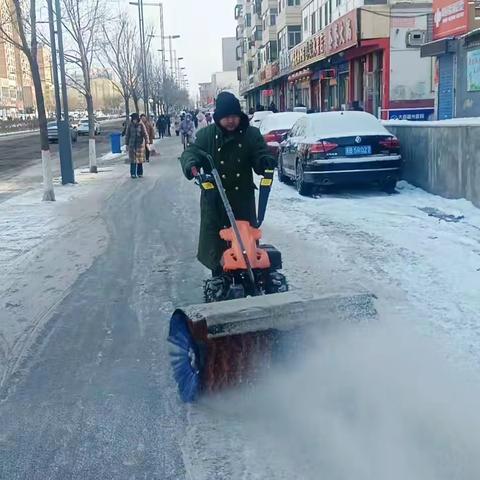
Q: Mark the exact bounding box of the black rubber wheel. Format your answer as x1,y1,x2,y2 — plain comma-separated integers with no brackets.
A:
278,154,289,183
266,271,288,294
295,162,312,196
383,179,397,194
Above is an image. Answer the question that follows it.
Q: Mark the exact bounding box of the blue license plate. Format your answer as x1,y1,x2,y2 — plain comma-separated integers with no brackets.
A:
345,145,372,155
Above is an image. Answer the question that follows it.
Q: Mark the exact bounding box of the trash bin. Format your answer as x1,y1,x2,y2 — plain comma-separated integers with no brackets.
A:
110,132,122,154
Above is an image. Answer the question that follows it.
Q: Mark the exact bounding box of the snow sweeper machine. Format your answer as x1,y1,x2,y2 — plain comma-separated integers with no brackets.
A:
168,151,376,402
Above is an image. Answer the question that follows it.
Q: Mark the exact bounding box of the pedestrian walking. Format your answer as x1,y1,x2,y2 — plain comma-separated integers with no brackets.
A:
174,115,181,136
125,112,148,178
166,114,172,136
156,114,166,138
196,111,208,131
141,114,155,163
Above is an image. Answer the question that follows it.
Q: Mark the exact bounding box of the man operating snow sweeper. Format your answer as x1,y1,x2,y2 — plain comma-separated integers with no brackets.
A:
180,91,276,276
170,92,376,403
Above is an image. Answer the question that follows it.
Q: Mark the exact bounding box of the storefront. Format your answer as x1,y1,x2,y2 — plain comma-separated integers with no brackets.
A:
284,9,358,110
287,69,312,109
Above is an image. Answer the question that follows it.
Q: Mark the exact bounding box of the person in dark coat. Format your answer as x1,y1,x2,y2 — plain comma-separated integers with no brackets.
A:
156,114,166,138
180,91,276,274
165,114,171,136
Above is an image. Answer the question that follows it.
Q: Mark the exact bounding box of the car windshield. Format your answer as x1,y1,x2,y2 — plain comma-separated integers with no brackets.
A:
259,112,306,134
308,111,389,138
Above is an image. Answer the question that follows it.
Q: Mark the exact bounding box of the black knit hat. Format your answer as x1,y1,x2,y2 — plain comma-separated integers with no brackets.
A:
213,91,242,123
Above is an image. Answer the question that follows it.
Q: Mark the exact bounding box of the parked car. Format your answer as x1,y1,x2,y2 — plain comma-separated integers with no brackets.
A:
259,112,307,157
47,121,78,143
77,118,101,136
250,110,273,128
278,111,401,195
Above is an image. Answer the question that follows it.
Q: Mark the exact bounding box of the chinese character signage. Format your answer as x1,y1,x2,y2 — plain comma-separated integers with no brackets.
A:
467,49,480,92
388,109,434,120
290,9,358,70
433,0,468,39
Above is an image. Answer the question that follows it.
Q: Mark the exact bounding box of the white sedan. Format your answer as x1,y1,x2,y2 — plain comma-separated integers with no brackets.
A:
77,118,101,136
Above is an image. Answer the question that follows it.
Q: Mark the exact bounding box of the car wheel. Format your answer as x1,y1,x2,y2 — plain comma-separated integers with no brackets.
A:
295,161,312,196
382,178,397,194
278,154,289,183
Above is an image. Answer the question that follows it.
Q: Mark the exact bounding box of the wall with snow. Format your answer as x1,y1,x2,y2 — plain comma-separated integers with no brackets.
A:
385,123,480,207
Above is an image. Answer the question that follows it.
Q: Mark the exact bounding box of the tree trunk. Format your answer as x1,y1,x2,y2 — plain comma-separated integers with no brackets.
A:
132,94,140,114
86,92,97,173
123,90,130,119
30,55,55,201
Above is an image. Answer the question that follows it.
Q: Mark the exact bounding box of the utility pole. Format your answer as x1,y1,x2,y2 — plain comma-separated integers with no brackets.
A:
131,0,149,116
47,0,75,184
159,4,166,78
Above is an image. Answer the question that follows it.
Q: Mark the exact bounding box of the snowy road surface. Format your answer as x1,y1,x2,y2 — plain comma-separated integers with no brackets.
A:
1,137,480,479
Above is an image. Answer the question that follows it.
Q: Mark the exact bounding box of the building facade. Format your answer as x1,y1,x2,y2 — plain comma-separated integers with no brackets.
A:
222,37,238,71
0,0,55,119
236,0,436,119
421,0,480,119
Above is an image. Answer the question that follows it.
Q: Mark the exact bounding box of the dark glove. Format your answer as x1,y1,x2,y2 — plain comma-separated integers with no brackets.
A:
264,155,277,171
184,160,202,180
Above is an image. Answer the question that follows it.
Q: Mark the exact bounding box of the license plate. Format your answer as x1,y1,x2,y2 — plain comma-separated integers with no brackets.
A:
345,145,372,155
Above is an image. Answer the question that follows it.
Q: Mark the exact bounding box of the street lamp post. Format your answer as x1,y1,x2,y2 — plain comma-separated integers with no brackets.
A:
163,35,180,78
46,0,74,184
129,0,150,116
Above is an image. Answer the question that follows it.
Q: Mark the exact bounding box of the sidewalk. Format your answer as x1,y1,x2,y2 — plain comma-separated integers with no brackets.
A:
0,149,131,388
0,146,128,203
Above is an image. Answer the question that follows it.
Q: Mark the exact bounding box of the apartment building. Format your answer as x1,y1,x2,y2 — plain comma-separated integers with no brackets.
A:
0,0,55,118
236,0,437,119
0,0,21,118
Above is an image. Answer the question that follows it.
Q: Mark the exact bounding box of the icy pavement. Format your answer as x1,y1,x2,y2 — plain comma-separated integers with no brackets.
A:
0,162,127,389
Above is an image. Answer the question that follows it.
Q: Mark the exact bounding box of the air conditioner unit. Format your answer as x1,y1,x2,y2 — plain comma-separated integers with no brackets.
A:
406,30,426,47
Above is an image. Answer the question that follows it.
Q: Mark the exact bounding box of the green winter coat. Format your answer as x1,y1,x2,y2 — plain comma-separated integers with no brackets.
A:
180,115,276,271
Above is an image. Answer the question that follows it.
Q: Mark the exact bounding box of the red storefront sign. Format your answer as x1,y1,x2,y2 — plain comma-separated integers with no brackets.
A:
291,9,357,69
433,0,468,39
262,89,274,96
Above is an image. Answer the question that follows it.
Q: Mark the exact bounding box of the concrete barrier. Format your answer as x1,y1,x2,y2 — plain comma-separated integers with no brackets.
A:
384,122,480,208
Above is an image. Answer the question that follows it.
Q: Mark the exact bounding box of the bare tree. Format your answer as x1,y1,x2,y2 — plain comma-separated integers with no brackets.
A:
98,16,139,121
161,75,190,113
0,0,55,200
61,0,104,173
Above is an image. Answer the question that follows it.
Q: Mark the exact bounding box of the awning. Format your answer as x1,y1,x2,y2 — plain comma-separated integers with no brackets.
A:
420,38,456,57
